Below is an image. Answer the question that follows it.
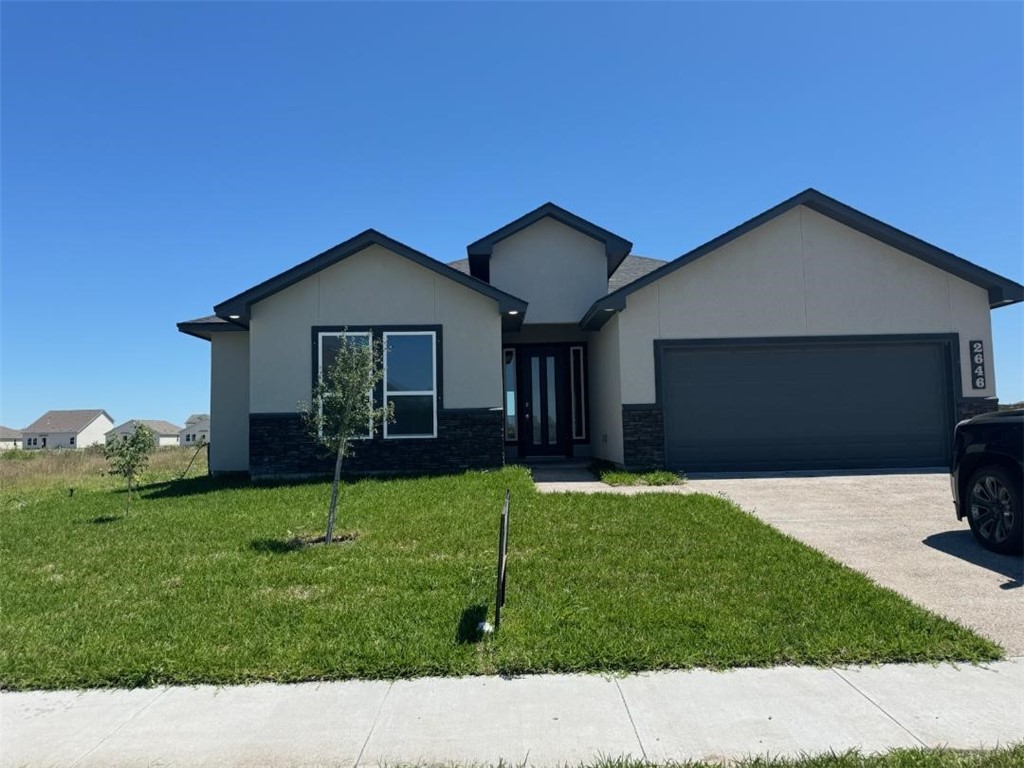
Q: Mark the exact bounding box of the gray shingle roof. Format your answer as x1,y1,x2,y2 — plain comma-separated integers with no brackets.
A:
446,255,668,294
185,414,210,426
608,255,669,293
0,426,22,440
23,410,112,434
106,419,183,437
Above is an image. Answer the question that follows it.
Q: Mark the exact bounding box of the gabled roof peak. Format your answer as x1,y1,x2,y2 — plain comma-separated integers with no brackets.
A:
209,229,527,326
581,188,1023,329
466,202,633,278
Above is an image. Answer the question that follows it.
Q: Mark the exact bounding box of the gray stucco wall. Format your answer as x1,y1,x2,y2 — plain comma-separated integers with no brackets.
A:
588,314,623,464
247,244,502,414
211,332,250,472
617,205,997,404
489,218,608,324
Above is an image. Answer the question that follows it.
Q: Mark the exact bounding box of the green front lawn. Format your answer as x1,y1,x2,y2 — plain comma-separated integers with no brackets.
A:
580,746,1024,768
0,466,999,690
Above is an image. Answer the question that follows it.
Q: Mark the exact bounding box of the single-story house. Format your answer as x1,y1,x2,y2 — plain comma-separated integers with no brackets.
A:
105,419,182,447
178,189,1022,477
179,414,210,447
0,426,23,450
21,410,114,450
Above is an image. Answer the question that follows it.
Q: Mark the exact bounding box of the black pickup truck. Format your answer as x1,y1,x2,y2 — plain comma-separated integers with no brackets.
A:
951,409,1023,555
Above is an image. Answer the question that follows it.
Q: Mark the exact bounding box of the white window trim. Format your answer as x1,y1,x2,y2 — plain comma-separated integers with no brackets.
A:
318,330,373,439
503,347,517,443
570,345,586,440
383,330,437,439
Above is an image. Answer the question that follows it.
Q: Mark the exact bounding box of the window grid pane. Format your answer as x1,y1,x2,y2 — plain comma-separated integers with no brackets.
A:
503,349,517,442
384,332,437,438
319,332,372,438
571,346,586,440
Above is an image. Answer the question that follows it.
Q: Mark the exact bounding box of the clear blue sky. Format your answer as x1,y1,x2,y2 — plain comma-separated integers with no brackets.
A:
2,2,1021,430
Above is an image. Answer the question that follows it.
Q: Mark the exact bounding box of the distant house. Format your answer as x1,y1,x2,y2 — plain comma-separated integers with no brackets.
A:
0,426,22,450
179,414,210,447
105,420,183,448
21,410,114,450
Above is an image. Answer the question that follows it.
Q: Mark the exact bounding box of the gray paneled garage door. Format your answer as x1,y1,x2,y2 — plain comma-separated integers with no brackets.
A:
661,338,954,472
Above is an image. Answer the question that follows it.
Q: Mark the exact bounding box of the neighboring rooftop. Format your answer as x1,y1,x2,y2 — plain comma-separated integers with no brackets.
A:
184,414,210,427
106,419,183,436
0,426,23,440
23,410,112,434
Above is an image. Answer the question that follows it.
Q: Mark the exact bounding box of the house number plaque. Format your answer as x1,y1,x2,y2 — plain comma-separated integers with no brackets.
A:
969,340,986,390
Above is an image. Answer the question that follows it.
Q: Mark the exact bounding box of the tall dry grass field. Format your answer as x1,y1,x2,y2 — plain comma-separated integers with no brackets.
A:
0,445,209,494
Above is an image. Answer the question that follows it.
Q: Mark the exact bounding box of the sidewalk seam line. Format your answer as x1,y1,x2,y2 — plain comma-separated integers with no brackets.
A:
354,681,393,768
68,686,169,768
613,677,648,761
831,668,927,748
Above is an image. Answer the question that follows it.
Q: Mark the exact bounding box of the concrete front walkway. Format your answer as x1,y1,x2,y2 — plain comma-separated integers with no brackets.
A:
3,659,1022,767
532,468,1024,655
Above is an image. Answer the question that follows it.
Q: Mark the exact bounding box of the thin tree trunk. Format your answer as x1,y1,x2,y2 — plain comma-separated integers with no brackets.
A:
325,442,346,544
125,476,131,516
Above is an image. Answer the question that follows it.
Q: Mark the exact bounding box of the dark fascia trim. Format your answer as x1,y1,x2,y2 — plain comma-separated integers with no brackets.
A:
466,202,633,278
214,229,528,326
580,189,1024,330
176,317,248,341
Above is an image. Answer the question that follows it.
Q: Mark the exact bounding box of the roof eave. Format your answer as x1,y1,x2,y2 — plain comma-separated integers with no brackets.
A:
585,188,1024,315
211,229,527,324
579,295,626,330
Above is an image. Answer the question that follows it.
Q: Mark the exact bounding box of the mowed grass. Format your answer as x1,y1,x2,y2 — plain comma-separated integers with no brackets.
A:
0,459,1000,690
577,746,1024,768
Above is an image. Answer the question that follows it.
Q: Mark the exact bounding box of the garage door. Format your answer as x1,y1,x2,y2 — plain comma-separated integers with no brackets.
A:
661,338,954,472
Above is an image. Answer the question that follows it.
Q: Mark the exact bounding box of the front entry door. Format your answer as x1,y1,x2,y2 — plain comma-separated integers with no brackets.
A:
518,346,570,457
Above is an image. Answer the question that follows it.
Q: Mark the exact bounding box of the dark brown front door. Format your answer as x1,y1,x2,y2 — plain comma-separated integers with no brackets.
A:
517,346,571,457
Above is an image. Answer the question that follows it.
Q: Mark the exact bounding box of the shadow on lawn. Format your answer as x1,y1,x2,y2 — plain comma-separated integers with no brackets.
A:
456,604,489,644
138,470,455,500
89,515,121,525
923,530,1023,589
250,537,306,555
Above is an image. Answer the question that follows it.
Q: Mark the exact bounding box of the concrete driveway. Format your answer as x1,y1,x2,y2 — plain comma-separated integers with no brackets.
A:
535,469,1024,654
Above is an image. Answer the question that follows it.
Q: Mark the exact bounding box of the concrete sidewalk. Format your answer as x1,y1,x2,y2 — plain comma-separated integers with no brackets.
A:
4,659,1022,767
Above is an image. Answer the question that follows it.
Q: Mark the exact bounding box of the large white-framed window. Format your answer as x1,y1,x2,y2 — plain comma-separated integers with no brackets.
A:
383,330,437,439
317,330,373,439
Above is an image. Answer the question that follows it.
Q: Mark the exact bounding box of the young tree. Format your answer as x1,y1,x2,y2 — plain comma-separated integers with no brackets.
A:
104,423,156,515
301,332,392,543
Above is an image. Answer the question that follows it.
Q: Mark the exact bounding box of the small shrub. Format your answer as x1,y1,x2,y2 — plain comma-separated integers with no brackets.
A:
104,424,156,514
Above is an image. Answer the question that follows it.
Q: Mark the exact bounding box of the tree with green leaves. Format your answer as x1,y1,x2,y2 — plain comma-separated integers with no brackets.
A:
301,331,392,543
104,423,155,515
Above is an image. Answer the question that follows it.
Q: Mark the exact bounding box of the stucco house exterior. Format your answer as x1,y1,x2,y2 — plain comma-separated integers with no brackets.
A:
0,426,23,450
21,410,114,450
106,420,182,448
179,189,1022,477
179,414,210,447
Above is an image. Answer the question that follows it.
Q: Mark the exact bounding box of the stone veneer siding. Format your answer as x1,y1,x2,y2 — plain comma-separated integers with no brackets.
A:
957,397,1000,421
622,406,665,470
249,409,504,478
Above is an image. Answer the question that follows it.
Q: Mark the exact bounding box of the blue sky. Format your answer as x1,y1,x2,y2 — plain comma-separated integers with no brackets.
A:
2,1,1021,430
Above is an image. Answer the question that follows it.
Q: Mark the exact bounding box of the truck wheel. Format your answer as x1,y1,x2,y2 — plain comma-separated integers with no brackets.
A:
966,466,1023,555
